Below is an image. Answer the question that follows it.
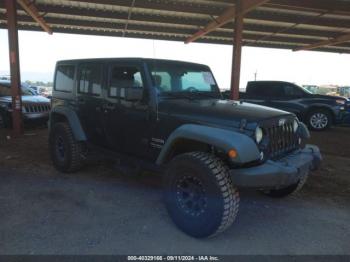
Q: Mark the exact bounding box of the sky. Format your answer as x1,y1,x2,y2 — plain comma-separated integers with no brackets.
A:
1,29,350,90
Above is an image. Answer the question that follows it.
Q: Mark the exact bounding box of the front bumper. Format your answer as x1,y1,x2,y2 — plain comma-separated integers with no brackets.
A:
23,112,49,120
230,145,322,189
335,105,350,125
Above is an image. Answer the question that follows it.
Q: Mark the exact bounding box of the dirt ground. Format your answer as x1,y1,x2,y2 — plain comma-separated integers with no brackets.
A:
0,126,349,255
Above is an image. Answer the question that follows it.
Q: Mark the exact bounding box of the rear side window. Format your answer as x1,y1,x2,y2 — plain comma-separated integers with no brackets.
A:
55,65,75,92
247,83,269,96
78,64,103,96
248,82,284,97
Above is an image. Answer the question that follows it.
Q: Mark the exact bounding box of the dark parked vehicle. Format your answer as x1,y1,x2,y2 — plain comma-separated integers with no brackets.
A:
0,80,51,128
222,81,350,131
49,58,321,238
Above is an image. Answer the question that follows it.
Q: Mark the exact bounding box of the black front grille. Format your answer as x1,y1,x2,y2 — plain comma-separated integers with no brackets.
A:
24,104,51,113
265,122,298,159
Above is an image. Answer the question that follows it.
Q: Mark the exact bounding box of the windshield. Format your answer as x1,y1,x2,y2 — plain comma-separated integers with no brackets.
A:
21,86,36,96
149,62,221,98
301,86,315,94
0,82,36,96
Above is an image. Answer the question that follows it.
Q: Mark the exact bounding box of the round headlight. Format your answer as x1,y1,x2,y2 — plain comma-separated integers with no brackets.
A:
255,127,263,144
293,120,299,133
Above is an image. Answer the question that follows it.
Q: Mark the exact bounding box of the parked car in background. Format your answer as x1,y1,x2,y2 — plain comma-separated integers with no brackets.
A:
339,86,350,99
222,81,350,131
0,80,51,128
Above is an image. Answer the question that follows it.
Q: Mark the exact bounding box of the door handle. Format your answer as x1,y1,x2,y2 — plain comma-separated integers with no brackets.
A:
103,103,116,110
78,98,86,104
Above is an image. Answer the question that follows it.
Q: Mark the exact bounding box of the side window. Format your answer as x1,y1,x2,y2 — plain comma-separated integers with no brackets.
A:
152,72,171,92
109,66,144,98
55,65,75,92
267,84,285,97
78,64,102,96
248,83,270,97
283,84,303,97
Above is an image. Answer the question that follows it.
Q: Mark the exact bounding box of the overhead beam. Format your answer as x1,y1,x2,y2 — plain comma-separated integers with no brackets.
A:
268,0,350,15
0,13,339,41
0,12,343,40
69,0,227,16
20,3,350,31
294,33,350,51
2,23,350,54
17,0,52,34
185,0,270,44
0,19,340,46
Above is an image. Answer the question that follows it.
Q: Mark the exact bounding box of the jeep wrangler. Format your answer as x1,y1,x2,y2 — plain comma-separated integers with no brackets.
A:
49,58,322,238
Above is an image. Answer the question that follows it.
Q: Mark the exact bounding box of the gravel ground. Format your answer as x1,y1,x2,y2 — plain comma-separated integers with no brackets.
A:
0,127,349,255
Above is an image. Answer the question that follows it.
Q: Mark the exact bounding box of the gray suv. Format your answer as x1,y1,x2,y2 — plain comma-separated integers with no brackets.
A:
49,58,322,238
0,80,51,128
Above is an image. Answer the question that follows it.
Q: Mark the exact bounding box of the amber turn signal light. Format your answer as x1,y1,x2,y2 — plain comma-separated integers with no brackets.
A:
228,149,238,159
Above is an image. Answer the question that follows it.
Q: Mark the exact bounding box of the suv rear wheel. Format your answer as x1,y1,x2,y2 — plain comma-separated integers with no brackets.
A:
49,122,86,173
163,152,239,238
307,108,332,131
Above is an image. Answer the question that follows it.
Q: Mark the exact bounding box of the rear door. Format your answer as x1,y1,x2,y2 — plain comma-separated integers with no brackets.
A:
76,62,106,146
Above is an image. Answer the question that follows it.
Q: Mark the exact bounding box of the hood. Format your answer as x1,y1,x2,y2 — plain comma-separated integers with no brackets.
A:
158,99,293,129
0,95,50,104
311,94,347,101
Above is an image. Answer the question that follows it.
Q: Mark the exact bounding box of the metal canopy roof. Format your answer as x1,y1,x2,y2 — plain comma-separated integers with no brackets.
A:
1,0,350,54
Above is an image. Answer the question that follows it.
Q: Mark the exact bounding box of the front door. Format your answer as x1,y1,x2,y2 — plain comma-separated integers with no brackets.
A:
103,62,152,159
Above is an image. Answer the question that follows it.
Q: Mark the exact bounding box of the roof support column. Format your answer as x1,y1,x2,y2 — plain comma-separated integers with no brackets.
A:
230,0,243,100
5,0,23,136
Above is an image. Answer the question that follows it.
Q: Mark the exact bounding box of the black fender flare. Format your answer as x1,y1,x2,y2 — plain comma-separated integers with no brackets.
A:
156,124,260,165
49,106,87,141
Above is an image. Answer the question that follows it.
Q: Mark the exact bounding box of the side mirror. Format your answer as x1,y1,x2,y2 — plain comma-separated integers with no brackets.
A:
123,87,143,101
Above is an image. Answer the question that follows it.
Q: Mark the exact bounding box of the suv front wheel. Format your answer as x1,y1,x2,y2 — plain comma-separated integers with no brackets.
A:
163,152,239,238
49,122,86,173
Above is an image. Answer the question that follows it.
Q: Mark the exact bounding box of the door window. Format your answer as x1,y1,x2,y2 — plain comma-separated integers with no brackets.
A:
282,84,304,97
55,65,75,92
152,72,171,92
109,66,144,98
78,64,102,96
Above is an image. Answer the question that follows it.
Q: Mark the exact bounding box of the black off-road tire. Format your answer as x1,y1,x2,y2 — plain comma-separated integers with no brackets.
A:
306,108,332,131
261,174,308,198
49,122,86,173
163,152,239,238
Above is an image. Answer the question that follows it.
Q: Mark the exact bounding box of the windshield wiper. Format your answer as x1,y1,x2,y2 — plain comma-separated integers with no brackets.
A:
189,92,220,99
160,91,221,100
160,92,195,100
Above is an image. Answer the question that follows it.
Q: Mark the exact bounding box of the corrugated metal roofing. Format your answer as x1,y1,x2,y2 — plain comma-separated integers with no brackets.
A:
0,0,350,53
